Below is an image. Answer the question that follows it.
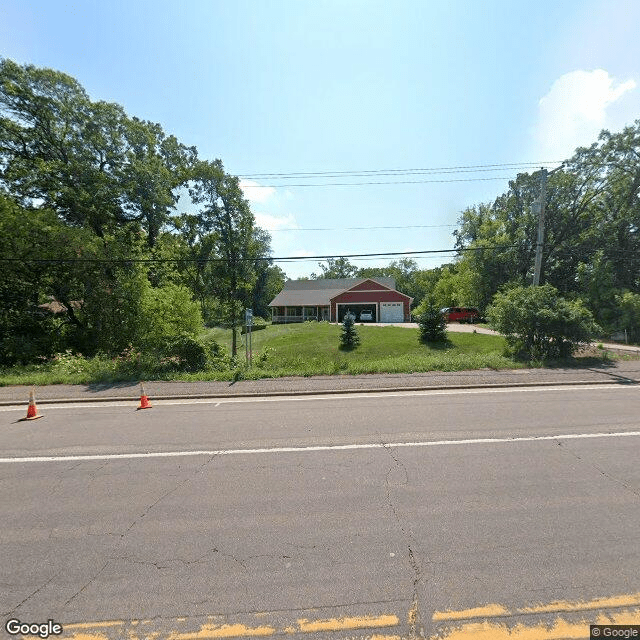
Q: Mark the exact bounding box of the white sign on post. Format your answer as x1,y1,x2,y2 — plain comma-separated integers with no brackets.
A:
245,309,253,366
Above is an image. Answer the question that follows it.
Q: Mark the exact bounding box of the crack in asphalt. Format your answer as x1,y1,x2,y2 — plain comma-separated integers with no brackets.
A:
381,441,425,639
105,546,275,572
119,454,218,539
61,455,220,610
64,561,110,607
556,441,640,498
2,572,61,616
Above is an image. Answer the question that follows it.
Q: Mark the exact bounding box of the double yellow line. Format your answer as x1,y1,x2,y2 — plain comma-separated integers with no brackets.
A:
48,591,640,639
431,592,640,639
62,612,402,639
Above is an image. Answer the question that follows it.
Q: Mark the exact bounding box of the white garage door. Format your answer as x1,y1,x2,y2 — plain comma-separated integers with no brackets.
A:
380,302,404,323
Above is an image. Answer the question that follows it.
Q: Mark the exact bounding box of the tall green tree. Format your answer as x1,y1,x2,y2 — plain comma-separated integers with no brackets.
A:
0,58,195,245
311,257,358,279
170,212,218,320
0,195,65,363
188,160,262,356
451,120,640,318
246,228,286,318
0,193,154,360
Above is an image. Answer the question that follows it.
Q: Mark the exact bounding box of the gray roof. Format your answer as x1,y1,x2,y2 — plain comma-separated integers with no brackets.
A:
269,277,396,307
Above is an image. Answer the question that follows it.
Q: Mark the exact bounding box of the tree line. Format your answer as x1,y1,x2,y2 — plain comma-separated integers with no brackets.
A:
2,58,639,368
311,122,640,343
0,58,285,365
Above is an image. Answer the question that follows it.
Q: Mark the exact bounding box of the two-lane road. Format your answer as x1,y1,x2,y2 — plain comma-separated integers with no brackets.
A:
1,384,639,639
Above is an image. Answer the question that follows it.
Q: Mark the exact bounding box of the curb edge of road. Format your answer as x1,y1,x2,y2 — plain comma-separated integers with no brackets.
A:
0,377,637,406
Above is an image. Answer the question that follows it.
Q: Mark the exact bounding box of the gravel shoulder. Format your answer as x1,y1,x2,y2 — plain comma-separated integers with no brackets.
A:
1,359,639,404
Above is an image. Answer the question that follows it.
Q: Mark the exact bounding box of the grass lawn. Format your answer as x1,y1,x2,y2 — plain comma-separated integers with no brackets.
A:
0,322,624,386
204,322,521,377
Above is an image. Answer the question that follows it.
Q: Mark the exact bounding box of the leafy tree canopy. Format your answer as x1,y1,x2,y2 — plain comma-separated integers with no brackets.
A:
0,57,196,245
311,257,358,279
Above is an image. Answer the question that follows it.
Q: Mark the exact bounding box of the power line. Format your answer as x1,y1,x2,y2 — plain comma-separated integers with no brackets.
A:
275,255,460,264
240,175,531,188
7,245,640,266
238,161,564,179
4,245,639,266
0,245,521,265
268,223,458,232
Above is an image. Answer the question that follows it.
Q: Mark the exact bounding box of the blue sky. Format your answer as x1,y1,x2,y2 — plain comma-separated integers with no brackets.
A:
2,0,639,278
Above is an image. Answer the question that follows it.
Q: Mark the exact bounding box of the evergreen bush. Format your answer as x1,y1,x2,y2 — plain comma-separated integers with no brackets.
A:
414,298,448,343
339,313,360,350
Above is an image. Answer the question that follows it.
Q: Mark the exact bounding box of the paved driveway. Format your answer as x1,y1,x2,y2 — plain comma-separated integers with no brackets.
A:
361,321,499,335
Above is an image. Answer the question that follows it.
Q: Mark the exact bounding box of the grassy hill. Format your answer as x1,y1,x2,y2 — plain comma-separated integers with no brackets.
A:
205,322,516,377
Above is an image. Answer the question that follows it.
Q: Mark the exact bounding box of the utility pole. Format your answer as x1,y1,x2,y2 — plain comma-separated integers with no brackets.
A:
532,168,548,286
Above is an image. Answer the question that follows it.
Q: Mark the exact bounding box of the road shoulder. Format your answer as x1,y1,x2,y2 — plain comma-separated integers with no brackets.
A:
1,359,639,404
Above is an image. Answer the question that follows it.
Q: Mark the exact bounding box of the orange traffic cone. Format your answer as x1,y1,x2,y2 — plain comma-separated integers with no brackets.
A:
137,382,152,410
20,387,43,421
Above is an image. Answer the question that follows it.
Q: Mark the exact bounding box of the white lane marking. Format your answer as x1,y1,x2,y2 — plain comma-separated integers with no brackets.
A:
1,430,639,464
0,383,637,412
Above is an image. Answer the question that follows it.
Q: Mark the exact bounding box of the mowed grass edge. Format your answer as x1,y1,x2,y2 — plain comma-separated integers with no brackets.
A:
0,322,620,385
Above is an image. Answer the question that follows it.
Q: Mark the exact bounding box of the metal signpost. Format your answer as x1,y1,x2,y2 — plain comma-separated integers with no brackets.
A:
245,309,253,366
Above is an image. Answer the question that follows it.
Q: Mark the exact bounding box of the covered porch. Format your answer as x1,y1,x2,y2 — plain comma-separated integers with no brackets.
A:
271,305,330,324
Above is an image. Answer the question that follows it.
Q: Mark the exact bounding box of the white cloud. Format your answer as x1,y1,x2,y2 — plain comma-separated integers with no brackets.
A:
239,179,276,204
534,69,636,160
254,212,299,231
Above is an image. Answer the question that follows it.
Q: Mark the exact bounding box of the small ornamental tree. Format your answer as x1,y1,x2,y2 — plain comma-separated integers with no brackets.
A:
414,298,448,344
339,312,360,350
487,284,600,360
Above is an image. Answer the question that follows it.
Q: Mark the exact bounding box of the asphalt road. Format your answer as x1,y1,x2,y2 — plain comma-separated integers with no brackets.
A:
1,385,640,639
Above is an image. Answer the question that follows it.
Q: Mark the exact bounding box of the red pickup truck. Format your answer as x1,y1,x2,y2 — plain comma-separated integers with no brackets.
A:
440,307,483,323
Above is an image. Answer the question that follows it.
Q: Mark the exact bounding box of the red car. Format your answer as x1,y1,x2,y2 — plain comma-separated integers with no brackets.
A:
441,307,483,323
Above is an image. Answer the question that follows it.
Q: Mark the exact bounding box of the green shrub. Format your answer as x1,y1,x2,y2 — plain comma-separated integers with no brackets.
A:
255,346,275,368
158,334,208,372
414,298,448,344
487,284,600,360
139,284,204,348
112,345,145,376
200,334,229,368
339,313,360,350
0,320,62,366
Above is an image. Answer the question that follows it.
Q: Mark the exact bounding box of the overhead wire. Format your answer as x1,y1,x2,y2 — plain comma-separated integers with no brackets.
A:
236,161,564,188
237,161,564,179
268,223,458,232
4,244,639,266
0,244,522,265
240,176,536,188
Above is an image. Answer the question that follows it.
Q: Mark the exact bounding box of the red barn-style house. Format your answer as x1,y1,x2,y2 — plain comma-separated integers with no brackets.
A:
269,278,413,323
